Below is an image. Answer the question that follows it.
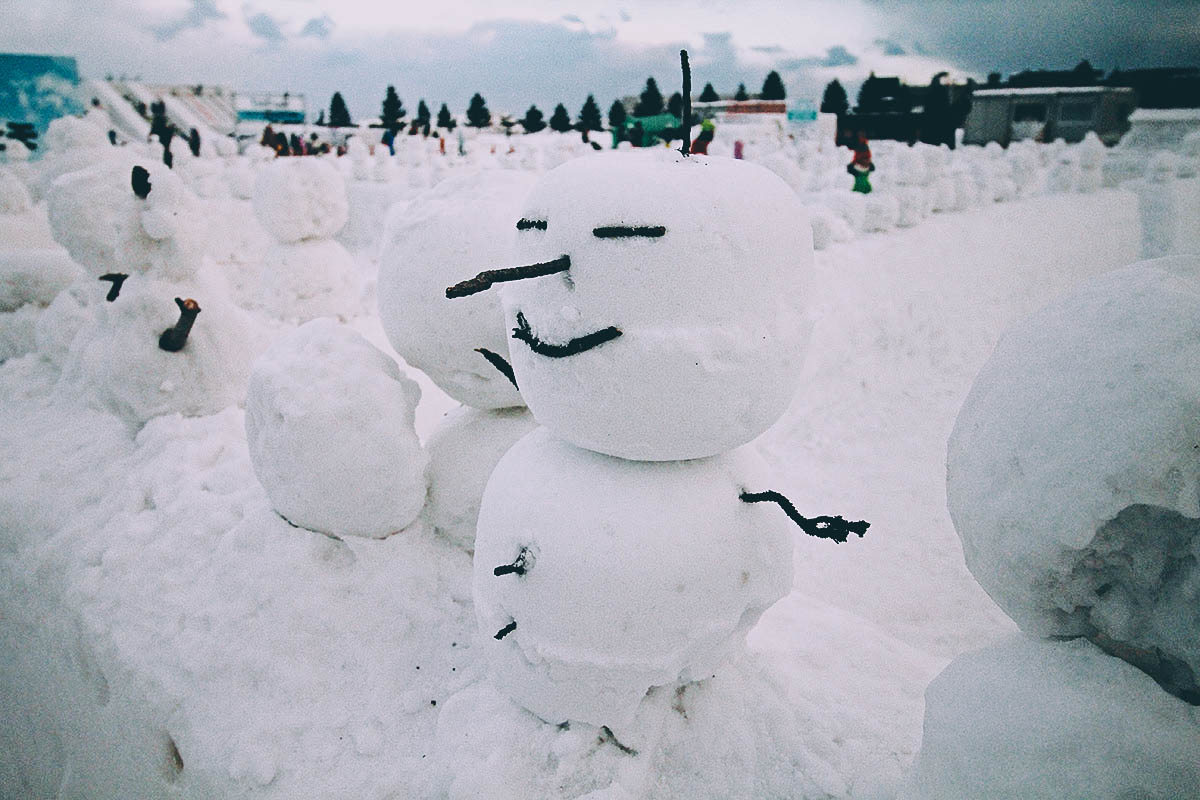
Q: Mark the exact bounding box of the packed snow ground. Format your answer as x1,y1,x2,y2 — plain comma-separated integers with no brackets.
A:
0,120,1193,799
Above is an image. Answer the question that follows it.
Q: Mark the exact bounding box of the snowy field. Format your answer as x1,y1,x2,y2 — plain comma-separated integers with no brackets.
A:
1,114,1198,799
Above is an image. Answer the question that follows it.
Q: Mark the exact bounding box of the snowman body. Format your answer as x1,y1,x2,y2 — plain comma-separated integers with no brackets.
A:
473,428,793,728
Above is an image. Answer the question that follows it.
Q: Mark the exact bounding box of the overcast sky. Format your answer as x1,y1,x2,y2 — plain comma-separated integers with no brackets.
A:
3,0,1197,120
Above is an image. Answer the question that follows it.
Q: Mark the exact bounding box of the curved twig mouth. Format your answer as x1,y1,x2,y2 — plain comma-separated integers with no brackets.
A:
512,311,622,358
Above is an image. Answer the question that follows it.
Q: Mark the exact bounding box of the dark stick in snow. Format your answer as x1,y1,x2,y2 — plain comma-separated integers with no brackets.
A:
739,490,869,543
494,620,517,640
516,218,548,231
98,272,129,301
599,725,639,756
679,50,692,158
158,297,201,352
131,165,152,199
446,255,571,298
493,547,531,577
592,225,666,239
512,311,622,358
475,348,518,389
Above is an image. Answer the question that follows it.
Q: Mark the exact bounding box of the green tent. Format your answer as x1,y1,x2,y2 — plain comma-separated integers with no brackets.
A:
624,112,681,147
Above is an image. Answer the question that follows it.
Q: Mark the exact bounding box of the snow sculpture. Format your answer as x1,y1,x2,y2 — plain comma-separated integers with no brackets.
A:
378,171,532,410
47,157,260,425
893,147,928,227
1136,151,1182,258
0,167,32,215
252,158,359,321
1075,132,1105,192
245,318,428,539
448,122,868,740
378,170,538,549
905,259,1200,797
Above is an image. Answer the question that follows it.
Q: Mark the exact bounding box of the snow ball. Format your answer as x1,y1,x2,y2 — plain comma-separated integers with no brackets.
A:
3,138,30,162
43,115,110,154
425,405,538,550
901,635,1200,800
257,238,360,322
948,260,1200,698
253,158,348,243
378,170,535,409
244,318,428,539
500,151,813,461
473,428,793,728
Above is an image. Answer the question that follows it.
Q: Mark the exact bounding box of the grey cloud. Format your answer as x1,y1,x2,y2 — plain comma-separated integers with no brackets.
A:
778,45,859,70
244,10,285,42
300,15,334,39
874,38,906,56
866,0,1200,75
150,0,224,41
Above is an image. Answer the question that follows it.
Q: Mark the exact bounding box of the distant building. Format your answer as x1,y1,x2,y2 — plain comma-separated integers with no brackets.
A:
963,86,1136,146
1119,107,1200,152
0,52,83,150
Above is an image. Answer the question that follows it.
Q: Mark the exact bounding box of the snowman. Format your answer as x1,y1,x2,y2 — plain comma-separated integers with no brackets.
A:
902,258,1200,799
376,170,540,549
443,125,869,755
252,157,360,321
46,153,262,426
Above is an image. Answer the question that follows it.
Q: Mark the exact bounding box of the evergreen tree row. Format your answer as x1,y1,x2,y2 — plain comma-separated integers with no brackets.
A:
320,69,788,134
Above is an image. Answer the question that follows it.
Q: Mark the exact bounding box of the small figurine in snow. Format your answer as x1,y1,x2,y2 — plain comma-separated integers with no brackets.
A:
847,132,874,194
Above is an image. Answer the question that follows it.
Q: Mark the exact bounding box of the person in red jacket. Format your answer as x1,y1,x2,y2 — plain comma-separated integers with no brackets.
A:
847,132,875,193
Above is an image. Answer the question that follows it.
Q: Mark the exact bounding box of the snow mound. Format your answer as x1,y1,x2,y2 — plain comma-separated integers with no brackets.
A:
425,405,538,550
948,260,1200,699
901,635,1200,800
473,428,793,729
0,249,82,312
433,654,844,800
245,318,428,539
0,167,31,214
501,151,813,461
253,158,348,243
378,170,534,409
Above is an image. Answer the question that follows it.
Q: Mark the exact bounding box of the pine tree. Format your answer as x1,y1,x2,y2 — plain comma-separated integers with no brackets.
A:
380,85,405,130
734,83,749,101
633,77,664,116
329,92,352,127
820,79,849,116
608,99,627,130
521,105,546,133
549,103,573,133
415,99,430,127
698,82,719,102
436,103,456,130
577,94,603,131
315,108,326,126
466,93,491,128
667,92,683,118
761,70,786,100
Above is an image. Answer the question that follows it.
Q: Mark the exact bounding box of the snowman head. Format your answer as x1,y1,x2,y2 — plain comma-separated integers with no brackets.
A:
448,149,813,461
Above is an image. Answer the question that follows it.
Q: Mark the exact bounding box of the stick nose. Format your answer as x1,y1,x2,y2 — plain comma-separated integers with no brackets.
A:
445,254,571,298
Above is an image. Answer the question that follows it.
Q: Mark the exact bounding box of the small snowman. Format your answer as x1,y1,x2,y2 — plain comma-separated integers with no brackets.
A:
442,58,869,767
47,155,261,426
1074,131,1106,192
377,170,540,549
252,157,360,321
903,258,1200,799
